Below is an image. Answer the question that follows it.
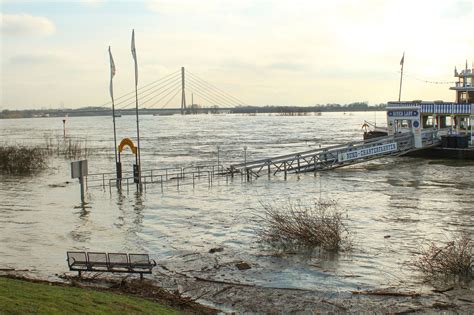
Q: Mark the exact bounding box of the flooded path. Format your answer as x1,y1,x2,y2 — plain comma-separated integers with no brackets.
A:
1,112,472,298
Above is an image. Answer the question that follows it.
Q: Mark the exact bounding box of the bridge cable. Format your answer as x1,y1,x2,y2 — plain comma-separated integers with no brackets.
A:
187,70,249,105
114,73,181,108
115,76,181,109
186,77,240,107
186,81,237,107
186,74,246,106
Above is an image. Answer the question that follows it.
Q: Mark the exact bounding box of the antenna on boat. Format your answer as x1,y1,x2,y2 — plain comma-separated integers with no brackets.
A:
398,52,405,102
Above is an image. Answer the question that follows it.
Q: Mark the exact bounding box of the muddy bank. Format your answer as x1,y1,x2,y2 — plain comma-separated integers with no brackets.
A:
2,267,472,313
153,266,474,313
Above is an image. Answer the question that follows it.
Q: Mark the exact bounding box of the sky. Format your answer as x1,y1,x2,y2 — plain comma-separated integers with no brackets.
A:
1,0,473,110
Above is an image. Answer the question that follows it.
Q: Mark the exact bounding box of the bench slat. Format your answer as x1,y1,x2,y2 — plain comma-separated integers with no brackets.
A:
67,251,155,279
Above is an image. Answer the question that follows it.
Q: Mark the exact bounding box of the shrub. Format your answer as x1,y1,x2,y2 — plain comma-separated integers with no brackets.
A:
258,199,352,252
410,232,472,278
0,145,47,175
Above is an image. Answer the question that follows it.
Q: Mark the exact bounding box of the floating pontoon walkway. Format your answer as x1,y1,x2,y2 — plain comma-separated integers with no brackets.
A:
229,130,440,179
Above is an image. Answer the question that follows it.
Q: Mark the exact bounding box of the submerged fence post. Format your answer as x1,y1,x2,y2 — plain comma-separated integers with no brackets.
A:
160,175,163,193
314,155,317,175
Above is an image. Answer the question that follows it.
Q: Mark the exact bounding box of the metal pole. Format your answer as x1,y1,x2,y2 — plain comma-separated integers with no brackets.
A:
217,145,220,170
112,100,119,179
131,34,142,191
79,176,85,204
398,52,405,102
109,46,120,179
244,146,247,166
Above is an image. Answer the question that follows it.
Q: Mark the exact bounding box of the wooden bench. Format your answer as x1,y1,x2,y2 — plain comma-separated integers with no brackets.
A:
67,251,156,279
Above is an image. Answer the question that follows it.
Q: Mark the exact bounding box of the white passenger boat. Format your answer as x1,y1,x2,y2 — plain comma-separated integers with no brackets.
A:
364,60,474,159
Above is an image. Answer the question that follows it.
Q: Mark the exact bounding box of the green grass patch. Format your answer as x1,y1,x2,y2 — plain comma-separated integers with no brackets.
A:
0,277,179,315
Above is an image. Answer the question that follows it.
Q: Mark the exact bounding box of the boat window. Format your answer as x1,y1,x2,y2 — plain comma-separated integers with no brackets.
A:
445,116,453,127
424,116,434,128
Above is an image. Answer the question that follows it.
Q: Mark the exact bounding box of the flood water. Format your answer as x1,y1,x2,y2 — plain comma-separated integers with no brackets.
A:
1,112,473,292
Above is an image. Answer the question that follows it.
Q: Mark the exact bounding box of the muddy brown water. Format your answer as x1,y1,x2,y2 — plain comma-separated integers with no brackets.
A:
1,112,472,295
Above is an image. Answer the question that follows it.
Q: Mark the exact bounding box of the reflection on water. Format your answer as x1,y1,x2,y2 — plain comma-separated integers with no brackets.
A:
0,112,472,290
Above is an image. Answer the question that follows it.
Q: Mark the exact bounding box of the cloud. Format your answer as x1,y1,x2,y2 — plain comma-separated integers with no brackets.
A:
79,0,105,7
9,53,64,65
1,13,55,37
147,0,256,15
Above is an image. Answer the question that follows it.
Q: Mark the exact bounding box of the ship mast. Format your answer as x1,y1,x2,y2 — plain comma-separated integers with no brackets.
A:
398,52,405,102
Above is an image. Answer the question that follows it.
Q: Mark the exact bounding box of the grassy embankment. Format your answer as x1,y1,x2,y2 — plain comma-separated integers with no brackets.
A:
0,277,178,315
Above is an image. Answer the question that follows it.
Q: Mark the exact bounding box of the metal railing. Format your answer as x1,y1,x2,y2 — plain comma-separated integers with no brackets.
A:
85,164,225,191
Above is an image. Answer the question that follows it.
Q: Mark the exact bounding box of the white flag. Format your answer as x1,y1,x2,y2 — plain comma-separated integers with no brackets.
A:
131,29,138,87
108,46,116,100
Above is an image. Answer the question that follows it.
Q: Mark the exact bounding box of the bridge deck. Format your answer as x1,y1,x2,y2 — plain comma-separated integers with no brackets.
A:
229,130,440,179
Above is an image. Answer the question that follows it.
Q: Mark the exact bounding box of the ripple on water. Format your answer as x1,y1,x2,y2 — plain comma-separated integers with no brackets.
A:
1,113,473,292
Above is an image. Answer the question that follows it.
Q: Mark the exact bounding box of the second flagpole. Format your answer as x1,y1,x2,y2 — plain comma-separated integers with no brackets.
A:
131,29,142,191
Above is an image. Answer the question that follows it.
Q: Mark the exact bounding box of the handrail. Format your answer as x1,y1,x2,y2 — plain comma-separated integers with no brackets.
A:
230,134,412,169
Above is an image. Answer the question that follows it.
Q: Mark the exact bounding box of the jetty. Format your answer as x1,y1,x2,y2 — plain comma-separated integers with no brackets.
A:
229,130,439,179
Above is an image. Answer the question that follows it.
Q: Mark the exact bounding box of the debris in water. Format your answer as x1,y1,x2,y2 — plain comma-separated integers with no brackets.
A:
235,262,251,270
209,247,224,254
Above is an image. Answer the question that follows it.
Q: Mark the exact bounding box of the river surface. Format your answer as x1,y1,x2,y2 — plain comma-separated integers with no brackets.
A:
1,112,473,292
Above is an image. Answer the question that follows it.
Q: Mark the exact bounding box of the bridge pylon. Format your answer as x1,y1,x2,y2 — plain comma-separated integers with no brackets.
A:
181,66,186,114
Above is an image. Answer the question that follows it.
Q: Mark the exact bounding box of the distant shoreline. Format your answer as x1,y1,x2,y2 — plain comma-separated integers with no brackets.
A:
1,104,386,119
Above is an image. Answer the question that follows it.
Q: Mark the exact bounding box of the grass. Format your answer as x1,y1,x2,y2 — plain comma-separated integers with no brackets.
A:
0,277,178,315
258,199,352,252
44,135,89,159
410,232,473,279
0,145,47,175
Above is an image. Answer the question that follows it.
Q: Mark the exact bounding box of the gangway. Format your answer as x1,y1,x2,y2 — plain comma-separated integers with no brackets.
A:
229,130,440,179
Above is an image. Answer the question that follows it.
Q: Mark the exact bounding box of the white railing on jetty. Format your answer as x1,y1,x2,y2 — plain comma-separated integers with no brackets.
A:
229,131,441,179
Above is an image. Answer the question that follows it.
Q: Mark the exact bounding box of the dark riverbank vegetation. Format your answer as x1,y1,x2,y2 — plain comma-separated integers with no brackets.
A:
410,232,473,280
258,199,352,252
0,137,89,175
0,145,47,175
0,102,386,119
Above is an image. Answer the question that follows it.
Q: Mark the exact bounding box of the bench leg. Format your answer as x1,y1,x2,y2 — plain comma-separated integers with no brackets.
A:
140,273,143,280
78,270,82,278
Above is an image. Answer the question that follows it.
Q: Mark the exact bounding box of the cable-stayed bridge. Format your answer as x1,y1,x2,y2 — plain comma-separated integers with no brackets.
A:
88,67,248,115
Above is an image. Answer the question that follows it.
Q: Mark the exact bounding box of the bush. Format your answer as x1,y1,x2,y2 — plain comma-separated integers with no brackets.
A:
0,145,47,175
410,232,472,278
258,199,352,252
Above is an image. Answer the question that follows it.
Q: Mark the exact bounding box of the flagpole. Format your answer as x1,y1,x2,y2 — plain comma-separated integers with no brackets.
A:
131,29,142,190
108,46,120,180
398,52,405,102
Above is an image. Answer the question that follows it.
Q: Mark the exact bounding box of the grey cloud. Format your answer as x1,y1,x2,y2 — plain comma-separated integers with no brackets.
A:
1,13,55,37
10,53,64,65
